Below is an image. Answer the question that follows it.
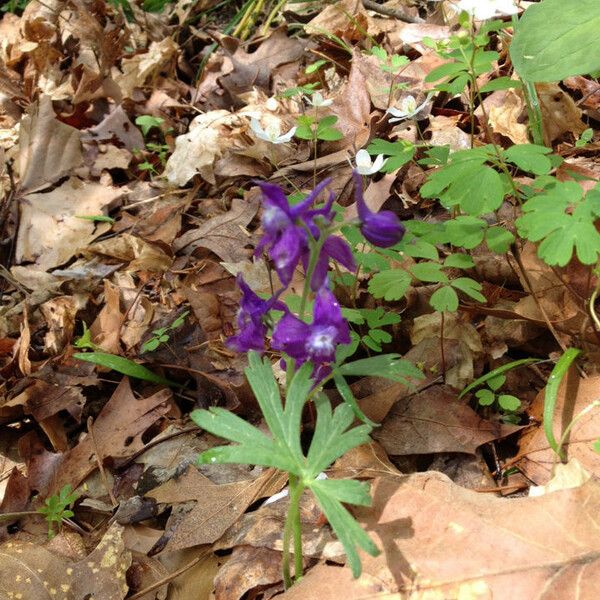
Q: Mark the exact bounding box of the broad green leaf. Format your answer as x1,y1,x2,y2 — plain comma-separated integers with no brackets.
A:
498,394,521,411
368,269,411,301
135,115,164,136
430,286,458,312
451,277,486,303
362,307,401,329
443,254,475,269
487,374,506,391
475,389,495,406
485,227,514,254
73,352,176,386
338,354,424,384
366,139,415,172
459,358,539,399
410,262,448,283
445,216,487,249
510,0,600,82
504,144,553,175
310,478,379,578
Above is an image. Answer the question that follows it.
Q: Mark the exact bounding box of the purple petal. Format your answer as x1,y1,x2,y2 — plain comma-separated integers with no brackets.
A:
270,226,306,285
291,177,332,219
323,236,356,272
227,319,266,353
271,313,310,361
361,211,405,247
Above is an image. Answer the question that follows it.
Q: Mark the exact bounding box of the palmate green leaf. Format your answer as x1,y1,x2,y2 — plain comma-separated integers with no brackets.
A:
337,354,423,384
306,395,372,478
366,139,415,173
476,388,495,406
410,262,448,283
516,181,600,266
309,478,379,578
443,254,475,269
498,394,521,412
192,355,315,474
368,269,411,301
485,226,514,254
421,159,504,215
510,0,600,82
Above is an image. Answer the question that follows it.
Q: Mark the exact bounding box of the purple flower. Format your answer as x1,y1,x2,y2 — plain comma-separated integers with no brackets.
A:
227,275,284,353
271,286,351,374
255,179,337,285
307,236,356,291
353,171,405,247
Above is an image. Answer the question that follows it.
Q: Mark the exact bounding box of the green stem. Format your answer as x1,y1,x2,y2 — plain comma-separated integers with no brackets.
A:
282,475,304,588
299,235,326,319
261,0,287,35
555,401,600,464
523,79,544,146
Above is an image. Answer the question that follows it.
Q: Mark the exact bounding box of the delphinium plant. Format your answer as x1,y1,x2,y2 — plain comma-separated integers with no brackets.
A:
191,173,422,587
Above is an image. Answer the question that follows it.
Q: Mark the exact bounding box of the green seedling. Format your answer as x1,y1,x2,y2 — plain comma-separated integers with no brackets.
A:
142,310,189,353
38,485,78,539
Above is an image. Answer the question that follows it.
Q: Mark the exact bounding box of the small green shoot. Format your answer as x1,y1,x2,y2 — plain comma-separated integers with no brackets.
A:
38,485,78,539
142,310,189,353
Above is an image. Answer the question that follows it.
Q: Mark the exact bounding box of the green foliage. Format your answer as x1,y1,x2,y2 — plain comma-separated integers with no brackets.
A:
459,358,539,399
305,60,328,74
142,311,189,353
368,269,411,301
342,307,401,353
191,354,379,578
516,181,600,266
472,374,521,419
510,0,600,82
420,147,506,216
576,128,594,148
38,485,78,538
370,46,409,74
73,352,177,387
295,115,343,141
366,139,415,173
280,83,320,98
136,115,165,137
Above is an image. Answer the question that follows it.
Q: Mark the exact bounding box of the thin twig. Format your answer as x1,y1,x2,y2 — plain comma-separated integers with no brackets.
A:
361,0,424,23
128,552,210,600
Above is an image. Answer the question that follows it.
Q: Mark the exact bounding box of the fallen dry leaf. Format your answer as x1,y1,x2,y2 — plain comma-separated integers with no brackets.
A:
147,466,287,552
282,472,600,599
0,522,130,599
17,95,83,193
173,193,259,262
373,385,520,456
517,371,600,484
47,378,172,494
15,177,122,271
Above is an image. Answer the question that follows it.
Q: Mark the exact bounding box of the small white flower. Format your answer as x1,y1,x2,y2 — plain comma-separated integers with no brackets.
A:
455,0,519,20
353,149,387,175
387,94,432,123
305,91,333,108
249,117,297,144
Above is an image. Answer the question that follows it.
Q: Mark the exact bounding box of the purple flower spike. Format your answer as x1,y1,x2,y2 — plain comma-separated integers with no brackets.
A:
227,275,285,353
272,286,350,374
353,171,405,248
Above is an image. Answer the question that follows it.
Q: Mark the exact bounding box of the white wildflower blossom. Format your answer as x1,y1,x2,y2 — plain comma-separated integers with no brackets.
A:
305,91,333,108
249,117,297,144
387,94,432,123
353,149,387,175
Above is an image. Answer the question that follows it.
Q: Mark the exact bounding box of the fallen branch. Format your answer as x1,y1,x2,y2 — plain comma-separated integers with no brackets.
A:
361,0,425,23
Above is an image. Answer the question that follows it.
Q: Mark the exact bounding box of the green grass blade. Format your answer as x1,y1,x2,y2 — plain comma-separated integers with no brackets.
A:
459,358,540,399
73,352,178,387
544,348,581,459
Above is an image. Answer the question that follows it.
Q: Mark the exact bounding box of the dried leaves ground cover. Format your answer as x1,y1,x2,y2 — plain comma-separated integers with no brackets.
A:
1,0,600,598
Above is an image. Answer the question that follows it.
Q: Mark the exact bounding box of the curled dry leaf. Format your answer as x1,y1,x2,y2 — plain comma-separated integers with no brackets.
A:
113,38,178,100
